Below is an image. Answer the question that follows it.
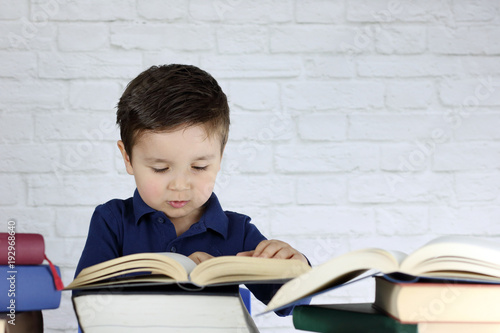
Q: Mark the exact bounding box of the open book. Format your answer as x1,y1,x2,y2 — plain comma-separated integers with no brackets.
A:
65,252,311,290
265,236,500,313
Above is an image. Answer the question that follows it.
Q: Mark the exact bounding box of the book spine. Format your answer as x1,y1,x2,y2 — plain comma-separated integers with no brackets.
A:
0,233,45,265
0,265,62,312
293,305,418,333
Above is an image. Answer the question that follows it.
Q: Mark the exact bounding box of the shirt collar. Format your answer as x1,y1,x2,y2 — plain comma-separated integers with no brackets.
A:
132,190,228,239
199,193,228,239
133,189,156,225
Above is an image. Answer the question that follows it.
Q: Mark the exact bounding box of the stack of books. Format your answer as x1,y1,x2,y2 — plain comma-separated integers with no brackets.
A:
64,251,311,332
292,302,500,333
262,236,500,332
0,232,63,317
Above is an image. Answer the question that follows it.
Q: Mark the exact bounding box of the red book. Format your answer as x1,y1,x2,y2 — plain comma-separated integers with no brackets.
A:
0,232,64,290
0,232,45,265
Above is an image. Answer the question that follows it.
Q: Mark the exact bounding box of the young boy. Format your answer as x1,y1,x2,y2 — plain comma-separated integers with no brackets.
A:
75,64,309,316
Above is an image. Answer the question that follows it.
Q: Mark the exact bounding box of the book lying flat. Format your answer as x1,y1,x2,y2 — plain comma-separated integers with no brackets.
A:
65,252,311,290
0,232,64,290
374,276,500,323
293,303,500,333
0,233,45,265
293,303,417,333
0,265,62,311
265,236,500,313
73,285,259,333
0,311,43,333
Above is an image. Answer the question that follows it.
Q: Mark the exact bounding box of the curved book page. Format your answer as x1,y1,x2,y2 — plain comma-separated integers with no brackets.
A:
400,236,500,279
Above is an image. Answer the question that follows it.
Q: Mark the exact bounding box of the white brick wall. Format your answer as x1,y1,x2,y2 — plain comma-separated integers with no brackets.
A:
1,1,499,331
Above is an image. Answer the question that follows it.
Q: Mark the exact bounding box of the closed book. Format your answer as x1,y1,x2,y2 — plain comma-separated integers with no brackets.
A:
73,284,259,333
0,232,64,290
293,303,500,333
0,233,45,265
293,303,417,333
0,265,62,311
0,311,43,332
374,276,500,323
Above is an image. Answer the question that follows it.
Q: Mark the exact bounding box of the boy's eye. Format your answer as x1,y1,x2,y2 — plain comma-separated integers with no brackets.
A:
152,167,169,173
192,166,208,171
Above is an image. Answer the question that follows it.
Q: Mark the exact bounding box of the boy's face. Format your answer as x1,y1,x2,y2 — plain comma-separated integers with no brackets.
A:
118,125,223,230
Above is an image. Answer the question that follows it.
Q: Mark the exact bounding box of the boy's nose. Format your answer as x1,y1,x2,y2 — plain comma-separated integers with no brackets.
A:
167,171,191,191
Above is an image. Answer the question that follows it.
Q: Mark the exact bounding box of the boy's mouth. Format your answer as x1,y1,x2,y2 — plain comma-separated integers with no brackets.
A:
168,201,189,209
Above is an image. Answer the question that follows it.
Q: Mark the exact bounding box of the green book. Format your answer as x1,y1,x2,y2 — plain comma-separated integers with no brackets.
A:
293,303,417,333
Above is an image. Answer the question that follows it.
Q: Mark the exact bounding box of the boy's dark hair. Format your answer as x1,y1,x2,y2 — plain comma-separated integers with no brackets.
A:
116,64,230,157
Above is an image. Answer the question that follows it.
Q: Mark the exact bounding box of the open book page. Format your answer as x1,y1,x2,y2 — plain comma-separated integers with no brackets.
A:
400,236,500,279
384,250,407,266
65,252,193,290
264,248,401,313
66,253,311,290
159,252,197,274
190,256,311,286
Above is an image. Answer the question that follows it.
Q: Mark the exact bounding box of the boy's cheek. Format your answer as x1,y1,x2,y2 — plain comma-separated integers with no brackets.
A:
136,174,164,198
198,182,216,198
145,181,164,198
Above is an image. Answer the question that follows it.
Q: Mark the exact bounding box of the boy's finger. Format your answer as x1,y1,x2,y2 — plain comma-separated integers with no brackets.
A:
251,240,273,257
255,241,282,258
236,250,255,257
291,253,308,263
271,247,295,260
188,251,213,264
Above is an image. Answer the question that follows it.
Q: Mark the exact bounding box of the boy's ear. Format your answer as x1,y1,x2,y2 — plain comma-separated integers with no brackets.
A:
117,141,134,175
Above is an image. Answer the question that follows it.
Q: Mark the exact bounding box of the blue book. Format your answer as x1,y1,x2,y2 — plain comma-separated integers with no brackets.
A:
0,265,62,312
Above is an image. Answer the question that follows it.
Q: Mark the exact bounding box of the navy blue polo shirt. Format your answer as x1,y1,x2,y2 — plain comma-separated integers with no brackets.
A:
75,190,305,316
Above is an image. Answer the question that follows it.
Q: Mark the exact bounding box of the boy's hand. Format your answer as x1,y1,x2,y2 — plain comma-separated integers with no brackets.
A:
237,239,308,264
189,251,213,264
